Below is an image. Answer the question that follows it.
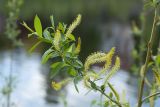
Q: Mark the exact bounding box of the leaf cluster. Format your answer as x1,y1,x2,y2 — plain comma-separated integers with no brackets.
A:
22,14,127,107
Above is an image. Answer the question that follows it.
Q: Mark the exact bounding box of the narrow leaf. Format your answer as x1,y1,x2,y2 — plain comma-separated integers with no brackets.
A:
153,69,160,86
67,43,75,53
73,77,80,93
43,29,52,40
58,22,65,33
29,41,42,53
90,81,97,90
34,15,42,37
68,34,75,41
50,62,69,78
41,49,54,64
108,82,120,101
21,21,34,33
68,67,77,76
50,15,55,28
28,32,37,38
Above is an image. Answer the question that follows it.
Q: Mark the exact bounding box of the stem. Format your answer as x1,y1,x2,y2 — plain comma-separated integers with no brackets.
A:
142,92,160,103
88,80,122,107
137,9,158,107
96,88,122,107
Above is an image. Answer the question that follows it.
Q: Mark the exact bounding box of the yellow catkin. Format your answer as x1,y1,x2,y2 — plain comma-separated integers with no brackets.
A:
51,78,72,91
104,47,115,69
53,30,61,51
84,47,115,73
65,14,81,39
99,47,115,75
51,81,62,91
84,52,106,72
75,37,81,54
104,56,120,84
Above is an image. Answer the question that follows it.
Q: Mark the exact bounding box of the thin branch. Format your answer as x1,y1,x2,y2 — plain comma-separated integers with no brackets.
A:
88,80,122,107
142,92,160,103
96,88,122,107
137,8,158,107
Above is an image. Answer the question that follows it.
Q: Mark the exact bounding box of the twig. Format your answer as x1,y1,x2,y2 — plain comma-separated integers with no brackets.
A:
142,92,160,103
137,8,158,107
88,80,122,107
96,88,122,107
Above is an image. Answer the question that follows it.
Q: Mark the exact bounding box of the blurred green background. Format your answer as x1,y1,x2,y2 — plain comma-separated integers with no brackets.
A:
0,0,144,63
1,0,160,107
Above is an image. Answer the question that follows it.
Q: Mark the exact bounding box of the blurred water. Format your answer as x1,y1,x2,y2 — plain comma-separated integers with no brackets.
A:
0,50,47,107
0,50,159,107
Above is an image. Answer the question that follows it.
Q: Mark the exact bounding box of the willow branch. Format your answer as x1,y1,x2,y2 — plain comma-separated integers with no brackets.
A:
96,88,122,107
142,92,160,103
88,80,122,107
137,8,158,107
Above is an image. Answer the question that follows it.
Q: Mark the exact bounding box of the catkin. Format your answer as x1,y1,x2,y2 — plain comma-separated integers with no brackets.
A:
75,37,81,54
53,30,61,51
66,14,81,39
84,52,106,72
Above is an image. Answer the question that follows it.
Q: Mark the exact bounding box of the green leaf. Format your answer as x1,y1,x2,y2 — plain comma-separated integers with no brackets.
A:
100,85,105,92
68,34,75,41
50,15,55,28
41,49,55,64
153,69,160,86
50,62,69,79
74,60,83,68
68,67,77,76
104,101,109,107
63,23,67,32
21,21,34,33
108,82,120,101
148,62,154,68
34,15,42,37
58,22,65,33
156,55,160,67
29,41,42,53
90,81,97,90
109,92,113,98
132,21,142,36
73,76,81,93
28,32,37,38
43,28,52,40
67,43,75,53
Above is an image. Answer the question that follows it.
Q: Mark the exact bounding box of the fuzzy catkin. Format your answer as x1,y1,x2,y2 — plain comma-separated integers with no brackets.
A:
53,30,61,51
66,14,81,39
99,47,115,75
104,57,120,84
75,37,81,54
84,52,107,72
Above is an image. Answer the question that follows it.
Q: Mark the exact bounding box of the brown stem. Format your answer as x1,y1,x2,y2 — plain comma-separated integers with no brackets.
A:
142,92,160,103
137,9,158,107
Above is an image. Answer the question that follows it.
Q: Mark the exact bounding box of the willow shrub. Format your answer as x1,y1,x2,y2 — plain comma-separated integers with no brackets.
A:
22,0,160,107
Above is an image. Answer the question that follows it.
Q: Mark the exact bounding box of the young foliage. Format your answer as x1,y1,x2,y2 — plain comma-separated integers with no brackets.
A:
23,14,125,107
34,15,43,37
